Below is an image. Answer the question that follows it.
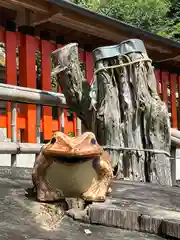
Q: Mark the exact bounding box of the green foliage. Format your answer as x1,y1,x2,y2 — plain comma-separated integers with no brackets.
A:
158,0,180,42
73,0,180,43
73,0,170,32
68,131,75,137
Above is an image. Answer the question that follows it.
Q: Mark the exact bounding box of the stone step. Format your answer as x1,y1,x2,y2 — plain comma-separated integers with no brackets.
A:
88,180,180,239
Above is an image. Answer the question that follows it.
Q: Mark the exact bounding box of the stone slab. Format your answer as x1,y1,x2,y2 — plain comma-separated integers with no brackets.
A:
89,180,180,239
0,173,163,240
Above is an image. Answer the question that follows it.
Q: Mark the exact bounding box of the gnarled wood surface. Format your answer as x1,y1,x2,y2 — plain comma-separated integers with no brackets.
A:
52,42,171,186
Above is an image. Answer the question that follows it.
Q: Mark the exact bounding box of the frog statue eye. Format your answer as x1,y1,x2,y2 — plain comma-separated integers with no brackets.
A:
90,138,96,145
50,137,56,144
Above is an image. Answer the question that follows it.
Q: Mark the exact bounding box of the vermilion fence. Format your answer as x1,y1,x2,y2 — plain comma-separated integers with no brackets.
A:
0,28,178,143
0,28,94,143
155,69,179,129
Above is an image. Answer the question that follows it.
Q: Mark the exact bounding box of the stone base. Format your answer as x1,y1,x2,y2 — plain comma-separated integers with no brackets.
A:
0,167,180,239
0,172,164,240
88,180,180,239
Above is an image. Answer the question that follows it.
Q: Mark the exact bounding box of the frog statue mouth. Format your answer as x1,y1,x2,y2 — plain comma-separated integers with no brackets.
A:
42,132,103,164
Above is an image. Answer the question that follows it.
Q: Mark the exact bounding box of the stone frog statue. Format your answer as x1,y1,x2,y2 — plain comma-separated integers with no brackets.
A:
32,131,113,203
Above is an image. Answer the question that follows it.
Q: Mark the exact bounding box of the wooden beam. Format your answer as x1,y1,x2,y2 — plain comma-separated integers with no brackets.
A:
29,12,60,27
0,0,21,11
0,0,49,13
50,15,173,56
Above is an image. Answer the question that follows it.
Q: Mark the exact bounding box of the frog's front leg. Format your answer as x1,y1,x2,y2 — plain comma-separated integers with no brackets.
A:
82,151,113,202
32,151,63,202
65,198,90,222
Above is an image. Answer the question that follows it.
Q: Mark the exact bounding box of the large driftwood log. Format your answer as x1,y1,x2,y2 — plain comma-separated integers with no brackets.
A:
52,40,172,186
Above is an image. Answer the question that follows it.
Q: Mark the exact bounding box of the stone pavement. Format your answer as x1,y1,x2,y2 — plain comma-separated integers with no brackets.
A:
0,167,165,240
89,180,180,239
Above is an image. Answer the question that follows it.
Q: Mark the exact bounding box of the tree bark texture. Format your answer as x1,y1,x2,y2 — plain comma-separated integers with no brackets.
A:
52,40,172,186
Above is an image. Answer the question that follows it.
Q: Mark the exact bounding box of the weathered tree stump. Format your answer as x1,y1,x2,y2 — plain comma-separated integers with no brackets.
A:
52,39,171,186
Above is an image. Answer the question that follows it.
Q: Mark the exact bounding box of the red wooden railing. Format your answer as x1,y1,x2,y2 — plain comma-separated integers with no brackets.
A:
0,29,93,143
155,69,179,129
0,28,179,143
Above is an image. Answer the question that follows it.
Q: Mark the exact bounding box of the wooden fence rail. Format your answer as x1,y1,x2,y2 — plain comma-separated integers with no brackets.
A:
0,83,66,106
0,142,42,154
0,83,67,143
155,69,180,130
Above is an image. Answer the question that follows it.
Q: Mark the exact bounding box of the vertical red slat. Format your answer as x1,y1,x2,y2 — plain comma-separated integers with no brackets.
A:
154,69,160,95
84,52,94,84
177,76,180,129
160,71,168,105
5,31,17,139
0,30,6,129
73,112,77,136
19,34,36,143
41,40,53,140
169,74,178,128
56,44,63,132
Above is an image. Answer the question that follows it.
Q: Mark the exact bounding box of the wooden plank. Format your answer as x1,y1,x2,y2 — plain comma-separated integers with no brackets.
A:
169,74,178,128
19,34,37,143
160,71,168,104
3,0,49,13
5,30,17,139
40,40,53,140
